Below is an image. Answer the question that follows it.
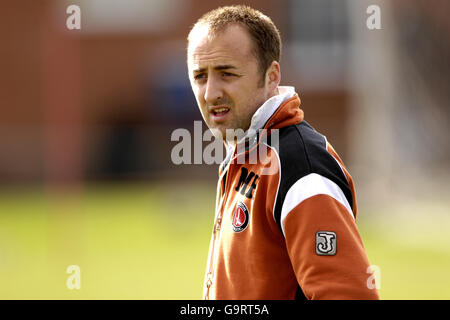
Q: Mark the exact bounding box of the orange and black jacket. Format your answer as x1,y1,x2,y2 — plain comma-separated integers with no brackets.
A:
203,87,379,300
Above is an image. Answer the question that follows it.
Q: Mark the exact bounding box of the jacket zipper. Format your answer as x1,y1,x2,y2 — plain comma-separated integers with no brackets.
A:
204,152,235,299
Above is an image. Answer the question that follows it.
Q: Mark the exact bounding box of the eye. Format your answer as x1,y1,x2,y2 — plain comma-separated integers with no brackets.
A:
194,73,206,81
221,72,234,77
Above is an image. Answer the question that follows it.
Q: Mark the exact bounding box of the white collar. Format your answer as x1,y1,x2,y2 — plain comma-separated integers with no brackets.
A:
222,86,296,164
233,86,296,147
247,86,296,132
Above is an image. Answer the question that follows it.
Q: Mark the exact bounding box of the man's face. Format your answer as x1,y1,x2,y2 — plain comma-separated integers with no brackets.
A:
188,24,269,140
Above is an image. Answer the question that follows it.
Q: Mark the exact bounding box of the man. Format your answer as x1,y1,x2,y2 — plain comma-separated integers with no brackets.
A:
187,5,379,300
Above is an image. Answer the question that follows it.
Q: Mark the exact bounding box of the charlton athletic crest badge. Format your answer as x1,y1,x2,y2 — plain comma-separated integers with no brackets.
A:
232,202,249,233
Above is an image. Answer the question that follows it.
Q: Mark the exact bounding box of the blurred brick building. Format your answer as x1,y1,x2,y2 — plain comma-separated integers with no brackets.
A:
1,0,448,199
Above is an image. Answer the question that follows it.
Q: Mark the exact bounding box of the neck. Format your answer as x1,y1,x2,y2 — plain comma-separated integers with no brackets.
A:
265,87,279,101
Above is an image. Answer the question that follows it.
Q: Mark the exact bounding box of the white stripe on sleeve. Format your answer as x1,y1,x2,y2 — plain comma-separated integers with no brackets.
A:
280,173,354,237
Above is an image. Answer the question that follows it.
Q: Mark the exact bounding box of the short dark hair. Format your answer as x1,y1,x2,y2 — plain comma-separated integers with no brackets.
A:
188,5,281,86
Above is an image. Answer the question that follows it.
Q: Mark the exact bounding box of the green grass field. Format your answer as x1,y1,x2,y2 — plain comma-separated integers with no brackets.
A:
0,181,449,299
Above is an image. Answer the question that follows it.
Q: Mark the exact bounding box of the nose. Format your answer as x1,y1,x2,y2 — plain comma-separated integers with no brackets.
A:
204,75,223,105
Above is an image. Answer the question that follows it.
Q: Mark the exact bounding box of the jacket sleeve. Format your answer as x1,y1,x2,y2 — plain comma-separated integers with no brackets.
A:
282,190,379,300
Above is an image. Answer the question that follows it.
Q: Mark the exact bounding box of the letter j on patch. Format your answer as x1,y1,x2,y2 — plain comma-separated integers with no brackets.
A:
315,231,337,256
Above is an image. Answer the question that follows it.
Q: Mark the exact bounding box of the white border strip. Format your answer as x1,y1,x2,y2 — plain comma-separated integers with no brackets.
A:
262,142,282,225
280,173,354,237
323,135,347,180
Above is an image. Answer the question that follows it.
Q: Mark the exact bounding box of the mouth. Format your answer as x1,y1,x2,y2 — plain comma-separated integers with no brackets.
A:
209,106,231,122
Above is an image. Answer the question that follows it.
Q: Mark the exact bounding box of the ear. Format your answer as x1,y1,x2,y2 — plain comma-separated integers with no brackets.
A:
265,61,281,91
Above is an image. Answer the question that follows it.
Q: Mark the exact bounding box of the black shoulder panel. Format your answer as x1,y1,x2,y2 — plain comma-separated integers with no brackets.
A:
268,121,353,233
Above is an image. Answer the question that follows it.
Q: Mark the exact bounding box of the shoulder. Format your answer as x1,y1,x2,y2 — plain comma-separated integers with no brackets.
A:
271,121,344,187
267,121,354,232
